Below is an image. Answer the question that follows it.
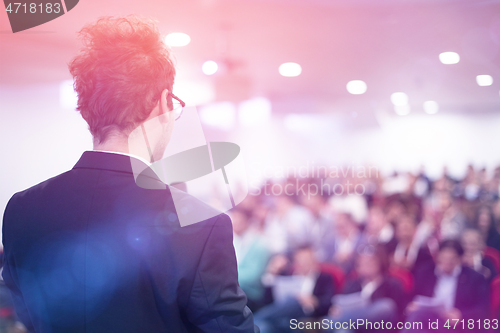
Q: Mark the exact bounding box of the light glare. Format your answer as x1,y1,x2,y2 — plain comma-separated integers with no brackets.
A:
59,80,78,109
172,79,215,105
202,61,218,76
390,92,409,106
164,32,191,47
439,52,460,64
476,75,493,86
423,101,439,114
279,62,302,77
238,97,272,126
199,102,235,130
346,80,367,95
394,105,411,116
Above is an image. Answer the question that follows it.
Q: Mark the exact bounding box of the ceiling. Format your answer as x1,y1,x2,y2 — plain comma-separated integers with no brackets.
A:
1,0,500,116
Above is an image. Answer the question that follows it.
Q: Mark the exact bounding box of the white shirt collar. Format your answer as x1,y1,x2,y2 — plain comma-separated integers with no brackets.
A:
435,265,462,278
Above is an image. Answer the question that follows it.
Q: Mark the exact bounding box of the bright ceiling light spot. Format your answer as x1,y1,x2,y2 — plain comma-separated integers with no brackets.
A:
202,61,218,76
394,105,411,116
423,101,439,114
390,92,409,106
164,32,191,47
59,80,77,109
346,80,367,95
279,62,302,77
439,52,460,64
199,102,235,130
238,97,272,127
476,75,493,86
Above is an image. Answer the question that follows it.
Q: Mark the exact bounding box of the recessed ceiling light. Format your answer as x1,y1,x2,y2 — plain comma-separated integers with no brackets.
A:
346,80,367,95
423,101,439,114
164,32,191,47
202,61,218,76
476,75,493,86
279,62,302,77
439,52,460,64
390,92,409,106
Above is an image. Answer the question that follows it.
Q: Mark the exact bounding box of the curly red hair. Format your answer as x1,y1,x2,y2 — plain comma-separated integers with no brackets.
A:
69,16,176,142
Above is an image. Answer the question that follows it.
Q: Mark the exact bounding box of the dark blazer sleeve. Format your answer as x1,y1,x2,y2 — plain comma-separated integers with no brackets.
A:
482,257,497,284
341,279,362,294
2,194,35,331
456,267,490,321
184,213,259,332
312,272,335,317
383,277,408,318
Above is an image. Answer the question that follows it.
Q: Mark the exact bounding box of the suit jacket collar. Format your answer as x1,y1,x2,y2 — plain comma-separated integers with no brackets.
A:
73,151,148,174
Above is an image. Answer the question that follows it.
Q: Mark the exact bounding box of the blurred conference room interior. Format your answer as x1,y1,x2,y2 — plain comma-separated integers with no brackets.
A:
1,0,500,332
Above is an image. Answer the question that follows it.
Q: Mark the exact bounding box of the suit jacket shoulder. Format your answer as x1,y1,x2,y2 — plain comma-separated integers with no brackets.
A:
2,152,257,333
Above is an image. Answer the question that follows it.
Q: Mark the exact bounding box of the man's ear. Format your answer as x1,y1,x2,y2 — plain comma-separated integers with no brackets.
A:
159,88,170,115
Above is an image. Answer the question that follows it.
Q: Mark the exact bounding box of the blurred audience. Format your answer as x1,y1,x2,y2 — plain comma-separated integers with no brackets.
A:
229,164,500,331
263,194,315,254
5,164,500,331
326,245,407,332
230,208,270,311
360,205,397,251
322,212,361,274
254,246,334,333
0,253,27,333
473,205,500,253
461,228,497,284
390,213,435,281
299,193,335,262
404,240,490,333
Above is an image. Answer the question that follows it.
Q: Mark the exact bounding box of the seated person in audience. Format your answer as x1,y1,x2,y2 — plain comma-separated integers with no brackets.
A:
251,200,271,232
391,213,435,280
461,228,497,284
0,252,27,333
263,194,315,255
435,190,467,241
413,192,466,257
404,240,490,333
323,212,362,274
255,246,334,333
230,208,270,312
360,205,397,249
299,192,335,262
492,199,500,233
474,205,500,253
326,244,406,332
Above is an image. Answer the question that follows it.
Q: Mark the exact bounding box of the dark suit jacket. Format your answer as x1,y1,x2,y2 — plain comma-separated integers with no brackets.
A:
343,275,407,318
413,265,490,321
263,271,335,318
311,272,335,317
411,246,435,279
388,243,436,287
482,256,497,285
2,151,258,333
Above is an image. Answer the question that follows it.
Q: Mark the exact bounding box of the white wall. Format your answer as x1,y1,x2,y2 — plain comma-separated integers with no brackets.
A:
229,110,500,184
0,83,92,243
